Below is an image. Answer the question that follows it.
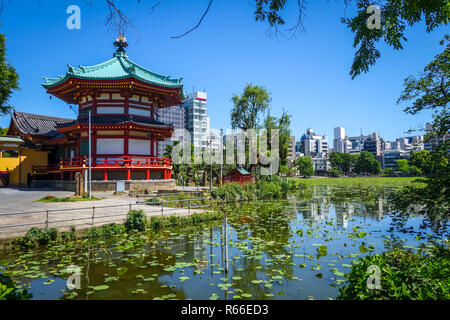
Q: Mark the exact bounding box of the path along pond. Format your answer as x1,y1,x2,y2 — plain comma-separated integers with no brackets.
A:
0,185,447,300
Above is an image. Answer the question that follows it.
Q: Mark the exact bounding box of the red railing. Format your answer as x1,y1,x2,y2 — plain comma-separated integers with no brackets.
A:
31,164,61,174
60,156,171,170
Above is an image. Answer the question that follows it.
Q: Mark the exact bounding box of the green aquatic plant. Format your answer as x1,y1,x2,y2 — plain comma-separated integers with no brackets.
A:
0,274,32,300
338,245,450,300
125,210,147,232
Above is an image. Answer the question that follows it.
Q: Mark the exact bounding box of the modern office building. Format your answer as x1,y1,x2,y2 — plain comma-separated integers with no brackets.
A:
382,150,410,170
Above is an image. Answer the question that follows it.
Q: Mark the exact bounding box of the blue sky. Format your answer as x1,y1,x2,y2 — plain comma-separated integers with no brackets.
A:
0,0,447,141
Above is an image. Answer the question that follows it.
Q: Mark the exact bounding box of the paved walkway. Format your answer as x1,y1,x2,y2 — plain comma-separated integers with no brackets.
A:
0,188,209,240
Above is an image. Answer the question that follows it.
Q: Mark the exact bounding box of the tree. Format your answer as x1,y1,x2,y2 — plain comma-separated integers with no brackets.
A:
388,36,449,229
231,84,271,131
295,156,314,178
0,33,19,116
231,84,271,175
354,151,381,175
396,159,410,174
397,35,449,137
409,150,432,175
0,127,8,135
264,109,292,167
329,152,358,175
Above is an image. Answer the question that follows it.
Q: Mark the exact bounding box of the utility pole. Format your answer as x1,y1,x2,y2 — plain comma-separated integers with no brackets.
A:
88,110,92,199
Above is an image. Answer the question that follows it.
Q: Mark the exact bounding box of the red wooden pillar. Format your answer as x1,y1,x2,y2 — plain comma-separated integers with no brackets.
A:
70,171,74,180
146,169,150,180
104,170,108,181
60,172,64,180
124,129,129,155
151,138,154,157
127,169,131,180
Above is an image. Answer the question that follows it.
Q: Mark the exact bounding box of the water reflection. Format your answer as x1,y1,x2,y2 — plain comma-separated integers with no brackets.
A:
1,185,446,300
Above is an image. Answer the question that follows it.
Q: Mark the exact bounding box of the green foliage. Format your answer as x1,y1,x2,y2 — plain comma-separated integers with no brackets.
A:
125,210,147,232
0,127,8,135
294,156,314,177
338,246,450,300
145,197,161,205
329,152,358,175
389,37,449,226
147,211,222,230
0,33,19,115
264,110,292,167
354,151,381,175
37,195,102,202
398,35,449,136
342,1,449,78
397,159,410,174
231,83,271,130
84,223,125,240
410,150,432,175
252,1,448,78
255,179,282,199
13,227,59,247
328,167,343,177
0,274,31,300
383,168,395,177
210,177,298,202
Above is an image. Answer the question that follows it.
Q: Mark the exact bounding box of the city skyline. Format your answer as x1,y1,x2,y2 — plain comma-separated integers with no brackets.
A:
0,0,446,142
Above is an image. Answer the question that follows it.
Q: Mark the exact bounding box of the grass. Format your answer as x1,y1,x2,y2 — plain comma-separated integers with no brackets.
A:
290,177,422,187
36,195,103,202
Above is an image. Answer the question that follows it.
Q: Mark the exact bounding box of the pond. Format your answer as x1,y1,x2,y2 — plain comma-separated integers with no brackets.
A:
0,185,446,300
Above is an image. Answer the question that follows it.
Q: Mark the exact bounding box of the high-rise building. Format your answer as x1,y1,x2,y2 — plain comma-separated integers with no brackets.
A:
158,106,186,157
183,91,208,150
333,127,347,153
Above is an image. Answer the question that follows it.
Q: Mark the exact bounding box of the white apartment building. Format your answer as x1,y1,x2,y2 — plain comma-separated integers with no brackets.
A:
183,91,208,150
299,128,328,158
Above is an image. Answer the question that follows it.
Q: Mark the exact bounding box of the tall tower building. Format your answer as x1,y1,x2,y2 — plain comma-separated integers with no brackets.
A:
333,127,347,153
183,91,208,150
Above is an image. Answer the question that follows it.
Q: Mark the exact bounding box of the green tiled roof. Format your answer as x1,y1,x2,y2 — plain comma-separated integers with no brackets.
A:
236,167,251,175
42,51,183,89
0,136,24,144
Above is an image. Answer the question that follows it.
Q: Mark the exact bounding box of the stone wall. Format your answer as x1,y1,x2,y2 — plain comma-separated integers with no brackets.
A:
31,179,176,192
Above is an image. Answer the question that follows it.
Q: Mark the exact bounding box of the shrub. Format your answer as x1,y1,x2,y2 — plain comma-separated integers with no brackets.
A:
338,246,450,300
328,168,343,177
84,223,125,239
125,210,147,232
149,216,163,230
19,227,52,246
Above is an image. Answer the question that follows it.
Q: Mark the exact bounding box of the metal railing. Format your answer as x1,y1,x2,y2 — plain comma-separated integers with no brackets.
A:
0,196,214,237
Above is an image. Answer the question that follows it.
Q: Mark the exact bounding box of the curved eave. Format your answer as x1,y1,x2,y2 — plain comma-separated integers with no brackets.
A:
56,122,174,133
42,73,183,90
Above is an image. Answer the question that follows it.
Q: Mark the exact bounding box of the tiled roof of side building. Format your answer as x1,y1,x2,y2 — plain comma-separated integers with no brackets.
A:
42,51,184,92
11,110,74,137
